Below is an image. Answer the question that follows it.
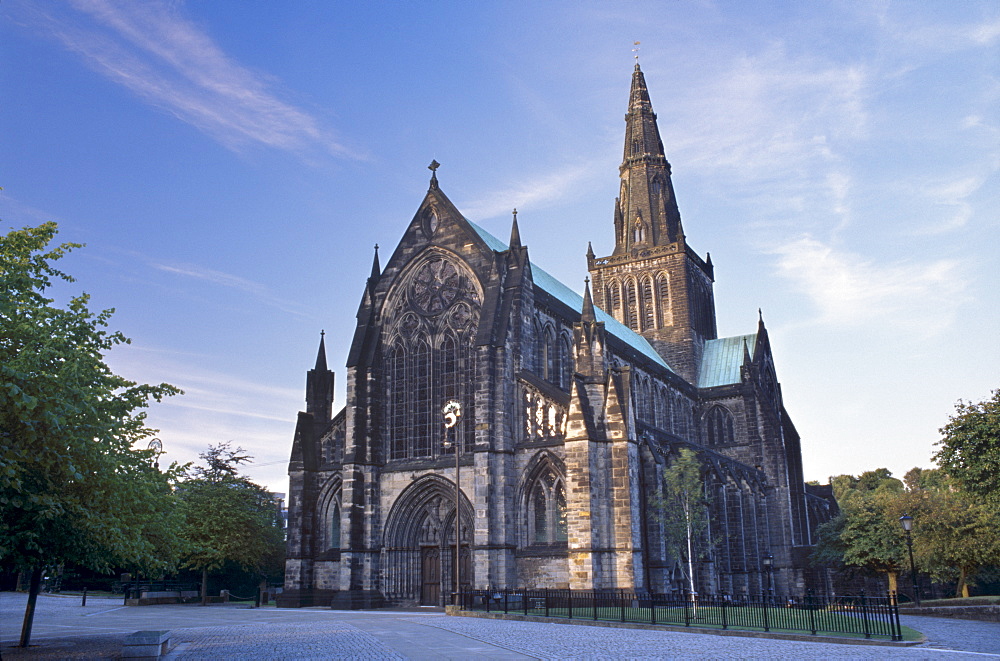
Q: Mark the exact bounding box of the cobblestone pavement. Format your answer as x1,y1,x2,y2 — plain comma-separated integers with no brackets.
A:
3,593,999,659
412,615,1000,659
899,614,1000,657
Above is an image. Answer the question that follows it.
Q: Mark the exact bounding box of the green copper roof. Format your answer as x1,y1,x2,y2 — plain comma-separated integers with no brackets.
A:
468,221,671,371
699,334,756,388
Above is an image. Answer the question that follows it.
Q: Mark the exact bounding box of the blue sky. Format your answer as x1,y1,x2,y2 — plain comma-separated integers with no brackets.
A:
3,1,998,495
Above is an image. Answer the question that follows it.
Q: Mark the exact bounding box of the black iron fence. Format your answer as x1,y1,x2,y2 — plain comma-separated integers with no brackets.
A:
460,589,902,642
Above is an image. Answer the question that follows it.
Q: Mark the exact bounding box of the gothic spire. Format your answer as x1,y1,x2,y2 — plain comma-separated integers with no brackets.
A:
614,63,684,254
623,64,665,165
314,330,328,372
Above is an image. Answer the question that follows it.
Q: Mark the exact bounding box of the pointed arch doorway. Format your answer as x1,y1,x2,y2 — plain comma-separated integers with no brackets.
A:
382,475,474,606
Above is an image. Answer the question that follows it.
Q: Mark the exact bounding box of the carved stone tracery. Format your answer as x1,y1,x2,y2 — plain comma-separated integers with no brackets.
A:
522,383,567,441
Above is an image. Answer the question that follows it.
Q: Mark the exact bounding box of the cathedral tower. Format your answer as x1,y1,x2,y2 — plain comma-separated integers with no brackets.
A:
588,64,717,383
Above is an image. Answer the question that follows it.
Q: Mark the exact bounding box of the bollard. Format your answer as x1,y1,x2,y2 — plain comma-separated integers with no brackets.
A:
82,587,88,607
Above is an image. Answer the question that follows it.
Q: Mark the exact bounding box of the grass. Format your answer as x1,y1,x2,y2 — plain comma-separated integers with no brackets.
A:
483,604,921,641
909,595,1000,607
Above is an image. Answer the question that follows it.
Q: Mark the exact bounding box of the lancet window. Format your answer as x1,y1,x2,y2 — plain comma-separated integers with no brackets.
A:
633,219,646,244
624,279,638,331
705,405,736,446
607,279,622,321
656,272,670,326
640,276,655,331
328,502,341,552
527,463,567,545
559,335,573,390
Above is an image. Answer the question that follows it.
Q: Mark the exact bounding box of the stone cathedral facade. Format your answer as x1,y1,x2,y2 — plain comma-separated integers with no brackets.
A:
279,65,837,609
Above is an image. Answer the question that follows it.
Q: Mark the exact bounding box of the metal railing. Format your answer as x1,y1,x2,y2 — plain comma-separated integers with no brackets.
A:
460,589,902,642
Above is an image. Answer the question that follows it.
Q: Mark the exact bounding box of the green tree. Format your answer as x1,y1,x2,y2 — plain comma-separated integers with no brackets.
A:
660,448,710,599
0,223,182,646
177,443,285,605
812,469,908,594
934,390,1000,507
904,468,1000,597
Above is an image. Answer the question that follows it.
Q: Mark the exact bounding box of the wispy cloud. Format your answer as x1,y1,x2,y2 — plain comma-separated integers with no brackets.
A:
666,46,868,178
912,174,985,235
151,260,313,317
0,194,62,228
106,346,303,490
881,14,1000,52
460,162,600,220
769,236,966,336
11,0,358,159
649,45,872,240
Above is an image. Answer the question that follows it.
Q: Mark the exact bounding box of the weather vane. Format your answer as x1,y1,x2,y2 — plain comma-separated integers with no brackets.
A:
633,41,641,62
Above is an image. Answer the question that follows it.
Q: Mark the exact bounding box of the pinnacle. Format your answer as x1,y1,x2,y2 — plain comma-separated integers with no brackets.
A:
314,331,328,372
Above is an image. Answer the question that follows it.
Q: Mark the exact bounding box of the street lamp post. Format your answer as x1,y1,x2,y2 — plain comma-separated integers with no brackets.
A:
442,400,463,607
899,514,920,607
762,553,774,603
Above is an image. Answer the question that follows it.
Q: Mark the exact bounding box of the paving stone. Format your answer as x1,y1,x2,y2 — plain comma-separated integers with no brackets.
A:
3,593,998,660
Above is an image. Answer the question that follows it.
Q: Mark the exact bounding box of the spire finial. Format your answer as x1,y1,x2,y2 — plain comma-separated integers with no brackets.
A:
428,160,440,188
632,40,641,65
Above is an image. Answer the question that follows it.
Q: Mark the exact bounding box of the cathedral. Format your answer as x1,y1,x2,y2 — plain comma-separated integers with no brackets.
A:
279,64,837,609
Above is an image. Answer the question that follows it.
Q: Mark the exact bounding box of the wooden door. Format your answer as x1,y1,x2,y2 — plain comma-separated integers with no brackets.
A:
420,547,440,606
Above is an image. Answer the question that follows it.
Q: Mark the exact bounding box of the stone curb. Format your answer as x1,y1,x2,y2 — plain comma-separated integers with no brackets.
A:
447,608,926,647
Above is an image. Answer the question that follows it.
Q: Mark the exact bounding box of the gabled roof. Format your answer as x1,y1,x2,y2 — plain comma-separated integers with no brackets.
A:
699,334,756,388
468,220,671,371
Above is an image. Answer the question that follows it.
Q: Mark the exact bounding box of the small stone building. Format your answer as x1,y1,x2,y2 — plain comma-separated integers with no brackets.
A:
279,65,836,608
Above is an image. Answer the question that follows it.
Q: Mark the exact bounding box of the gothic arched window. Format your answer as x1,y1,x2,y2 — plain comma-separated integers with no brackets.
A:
559,335,573,390
535,321,558,385
624,279,638,331
528,467,567,545
656,272,670,327
608,279,622,321
384,254,480,460
640,276,655,331
654,385,666,430
705,406,736,446
329,502,341,551
633,219,645,244
545,327,556,383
